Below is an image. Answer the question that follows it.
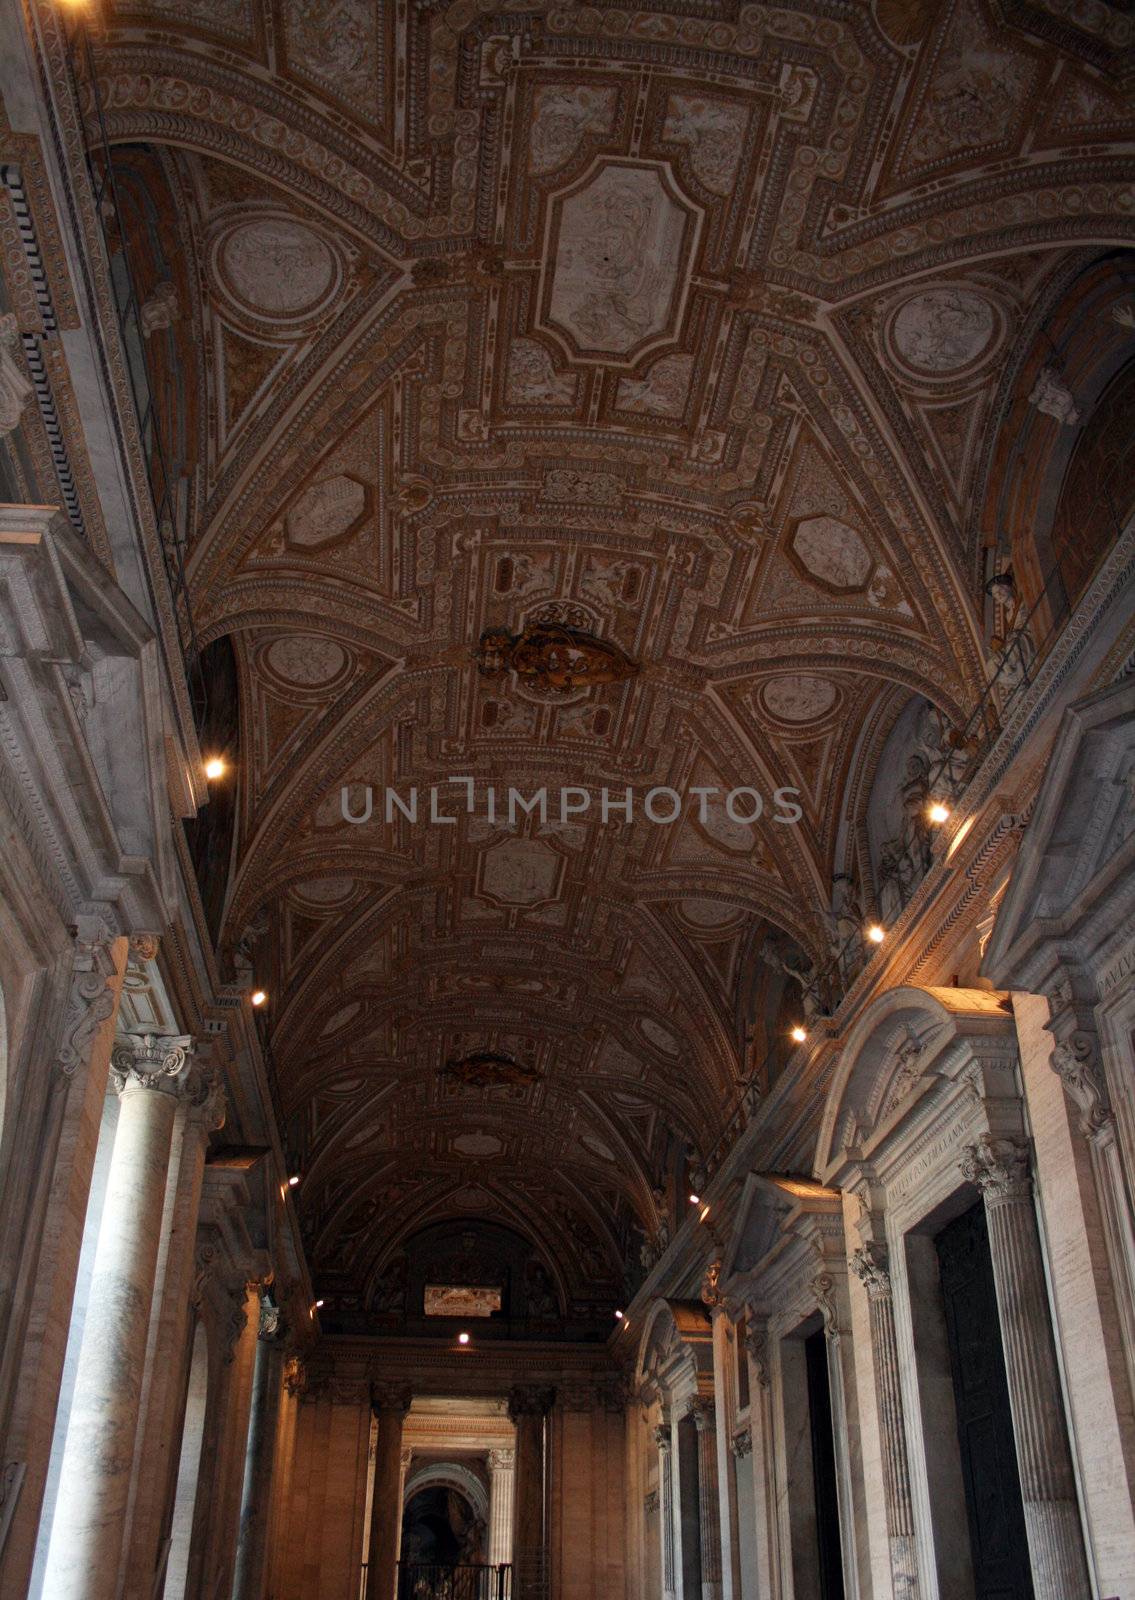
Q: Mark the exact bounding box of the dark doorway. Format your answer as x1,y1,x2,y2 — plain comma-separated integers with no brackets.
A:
400,1485,483,1565
805,1329,846,1600
936,1202,1035,1600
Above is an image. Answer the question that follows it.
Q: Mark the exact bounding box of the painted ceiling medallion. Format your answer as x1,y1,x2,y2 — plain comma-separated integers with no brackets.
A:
536,159,702,366
760,675,838,724
443,1052,544,1088
475,622,640,696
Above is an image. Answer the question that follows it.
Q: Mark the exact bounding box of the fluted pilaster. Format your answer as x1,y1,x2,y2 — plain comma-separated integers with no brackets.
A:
850,1244,920,1600
961,1134,1091,1600
655,1423,676,1600
690,1398,723,1597
488,1446,516,1567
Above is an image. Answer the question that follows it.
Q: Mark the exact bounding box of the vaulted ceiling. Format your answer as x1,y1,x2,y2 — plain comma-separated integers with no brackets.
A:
99,0,1135,1327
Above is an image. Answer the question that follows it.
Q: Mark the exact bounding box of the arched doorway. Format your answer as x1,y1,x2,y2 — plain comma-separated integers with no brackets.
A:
400,1483,485,1564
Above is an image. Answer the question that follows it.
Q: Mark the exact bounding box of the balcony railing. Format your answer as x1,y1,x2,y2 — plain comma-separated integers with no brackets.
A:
396,1563,512,1599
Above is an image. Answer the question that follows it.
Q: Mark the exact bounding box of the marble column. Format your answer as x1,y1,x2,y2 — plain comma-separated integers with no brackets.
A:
509,1384,554,1599
488,1446,516,1567
232,1300,286,1600
961,1133,1092,1600
41,1033,193,1600
742,1322,781,1600
690,1398,723,1600
849,1244,920,1600
121,1060,225,1600
656,1422,676,1600
365,1382,411,1600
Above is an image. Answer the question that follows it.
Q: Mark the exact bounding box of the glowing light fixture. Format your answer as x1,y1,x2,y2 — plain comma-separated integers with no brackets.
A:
204,757,226,781
288,1174,301,1187
251,989,268,1007
699,1204,711,1222
790,1025,807,1044
867,924,886,944
688,1193,700,1205
314,1298,324,1309
458,1332,471,1346
928,801,950,825
614,1310,624,1320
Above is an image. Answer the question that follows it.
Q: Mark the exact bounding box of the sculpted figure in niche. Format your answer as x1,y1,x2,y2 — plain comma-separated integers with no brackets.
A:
899,754,933,878
476,623,640,695
985,570,1036,715
830,873,865,985
524,1258,559,1321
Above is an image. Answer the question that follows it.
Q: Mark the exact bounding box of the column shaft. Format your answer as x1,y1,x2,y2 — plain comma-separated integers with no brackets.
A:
365,1386,411,1600
657,1426,676,1600
232,1321,285,1600
692,1401,723,1599
488,1447,516,1567
963,1135,1091,1600
509,1386,553,1599
851,1247,920,1600
42,1036,192,1600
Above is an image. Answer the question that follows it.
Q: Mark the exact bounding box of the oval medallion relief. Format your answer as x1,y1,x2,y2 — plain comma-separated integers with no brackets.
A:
760,675,837,724
886,287,1000,379
265,635,347,688
215,218,339,322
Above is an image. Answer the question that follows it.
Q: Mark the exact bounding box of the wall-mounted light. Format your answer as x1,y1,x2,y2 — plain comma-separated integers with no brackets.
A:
313,1298,324,1310
457,1332,470,1346
251,990,268,1007
928,801,950,825
203,757,226,781
288,1174,301,1188
867,924,885,944
790,1026,807,1044
689,1193,700,1205
614,1309,624,1320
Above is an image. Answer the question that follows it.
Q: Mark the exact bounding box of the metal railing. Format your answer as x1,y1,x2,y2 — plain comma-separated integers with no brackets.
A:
59,13,207,729
395,1563,512,1599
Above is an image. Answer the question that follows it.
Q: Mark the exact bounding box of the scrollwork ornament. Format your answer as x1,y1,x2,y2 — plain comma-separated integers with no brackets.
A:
56,936,119,1080
731,1426,753,1459
1051,1033,1113,1139
813,1270,841,1342
183,1062,227,1133
744,1322,771,1389
110,1033,192,1094
960,1134,1032,1202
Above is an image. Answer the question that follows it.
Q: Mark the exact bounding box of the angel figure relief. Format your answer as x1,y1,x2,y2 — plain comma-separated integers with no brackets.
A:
476,623,640,696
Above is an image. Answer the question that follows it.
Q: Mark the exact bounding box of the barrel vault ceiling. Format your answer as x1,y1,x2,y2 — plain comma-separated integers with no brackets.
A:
97,0,1134,1323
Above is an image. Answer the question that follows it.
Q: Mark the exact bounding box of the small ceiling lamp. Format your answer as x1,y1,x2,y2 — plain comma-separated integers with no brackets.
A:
250,989,268,1007
688,1193,700,1205
204,757,226,781
287,1174,301,1187
457,1331,470,1346
928,801,950,825
313,1298,324,1310
790,1025,807,1044
867,924,886,944
614,1309,624,1320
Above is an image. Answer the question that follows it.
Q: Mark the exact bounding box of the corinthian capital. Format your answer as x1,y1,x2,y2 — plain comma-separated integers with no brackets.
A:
369,1380,412,1417
849,1242,892,1301
960,1133,1032,1201
110,1033,193,1093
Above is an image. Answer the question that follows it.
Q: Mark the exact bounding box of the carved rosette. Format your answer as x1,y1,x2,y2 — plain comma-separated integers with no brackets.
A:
960,1133,1032,1203
110,1032,193,1094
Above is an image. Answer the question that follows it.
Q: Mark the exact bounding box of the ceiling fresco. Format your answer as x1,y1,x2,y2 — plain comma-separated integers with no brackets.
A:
96,0,1135,1328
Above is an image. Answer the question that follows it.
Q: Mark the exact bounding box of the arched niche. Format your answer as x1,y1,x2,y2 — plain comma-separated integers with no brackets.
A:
400,1470,487,1565
816,984,1019,1187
